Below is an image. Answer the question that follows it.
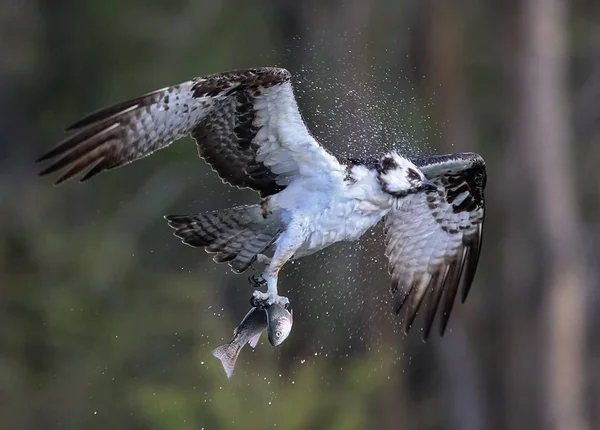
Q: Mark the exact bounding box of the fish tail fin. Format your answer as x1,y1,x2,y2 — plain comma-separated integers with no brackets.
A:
211,342,242,379
165,205,282,273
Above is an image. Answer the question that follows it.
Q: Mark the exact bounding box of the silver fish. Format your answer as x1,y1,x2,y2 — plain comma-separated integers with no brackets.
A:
266,304,293,346
212,302,293,378
212,307,266,379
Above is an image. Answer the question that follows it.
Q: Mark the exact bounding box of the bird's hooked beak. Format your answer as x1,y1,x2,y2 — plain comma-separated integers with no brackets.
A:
421,178,438,191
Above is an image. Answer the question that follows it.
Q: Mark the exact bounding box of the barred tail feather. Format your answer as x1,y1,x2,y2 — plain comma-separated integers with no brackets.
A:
164,205,282,273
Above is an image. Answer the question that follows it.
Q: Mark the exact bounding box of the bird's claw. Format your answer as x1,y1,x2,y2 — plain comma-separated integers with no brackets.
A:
250,290,290,309
248,274,267,288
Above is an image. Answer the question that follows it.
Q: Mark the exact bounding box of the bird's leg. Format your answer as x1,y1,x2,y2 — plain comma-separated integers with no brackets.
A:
250,230,300,308
255,254,272,265
249,254,272,274
251,263,288,307
251,271,289,308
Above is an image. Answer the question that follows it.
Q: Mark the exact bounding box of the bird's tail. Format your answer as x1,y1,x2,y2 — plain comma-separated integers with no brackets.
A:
211,342,243,379
164,205,283,273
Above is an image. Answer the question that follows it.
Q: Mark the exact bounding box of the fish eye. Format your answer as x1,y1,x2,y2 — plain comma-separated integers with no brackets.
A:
276,331,282,338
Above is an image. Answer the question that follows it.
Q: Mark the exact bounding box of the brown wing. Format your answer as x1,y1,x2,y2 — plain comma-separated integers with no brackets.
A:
36,67,343,196
385,152,486,339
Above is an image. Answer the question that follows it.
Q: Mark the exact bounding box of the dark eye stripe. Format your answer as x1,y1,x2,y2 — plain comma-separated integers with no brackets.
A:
408,168,420,181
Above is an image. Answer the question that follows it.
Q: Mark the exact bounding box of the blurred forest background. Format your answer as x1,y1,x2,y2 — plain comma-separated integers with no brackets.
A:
2,0,600,429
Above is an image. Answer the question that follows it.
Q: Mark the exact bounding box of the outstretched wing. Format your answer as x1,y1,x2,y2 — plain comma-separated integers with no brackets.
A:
36,67,343,196
384,152,486,339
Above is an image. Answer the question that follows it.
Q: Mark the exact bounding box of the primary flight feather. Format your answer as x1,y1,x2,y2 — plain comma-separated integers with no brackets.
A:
37,67,486,339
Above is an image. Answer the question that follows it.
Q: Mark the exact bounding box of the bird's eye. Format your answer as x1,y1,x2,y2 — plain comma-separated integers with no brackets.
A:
407,168,421,181
276,331,282,338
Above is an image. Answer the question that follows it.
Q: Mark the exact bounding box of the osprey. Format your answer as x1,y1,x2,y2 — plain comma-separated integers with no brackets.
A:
37,67,486,339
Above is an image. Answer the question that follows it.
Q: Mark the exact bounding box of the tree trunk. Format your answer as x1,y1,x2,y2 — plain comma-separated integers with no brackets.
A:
517,1,589,429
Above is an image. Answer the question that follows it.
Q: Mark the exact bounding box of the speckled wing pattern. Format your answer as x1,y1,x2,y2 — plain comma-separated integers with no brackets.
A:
36,67,342,196
386,152,486,339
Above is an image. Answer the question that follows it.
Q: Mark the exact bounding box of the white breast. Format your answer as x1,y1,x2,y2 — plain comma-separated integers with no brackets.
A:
288,165,394,258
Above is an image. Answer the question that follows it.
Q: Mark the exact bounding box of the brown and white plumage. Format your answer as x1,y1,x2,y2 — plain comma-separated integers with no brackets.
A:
37,67,487,339
36,67,341,194
165,205,284,273
384,153,485,338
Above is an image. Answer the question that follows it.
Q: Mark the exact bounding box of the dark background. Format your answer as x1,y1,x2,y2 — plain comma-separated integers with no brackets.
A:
2,1,599,429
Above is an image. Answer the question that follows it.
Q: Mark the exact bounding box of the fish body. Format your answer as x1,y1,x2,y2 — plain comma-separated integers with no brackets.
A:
212,302,293,378
266,304,293,346
212,307,267,379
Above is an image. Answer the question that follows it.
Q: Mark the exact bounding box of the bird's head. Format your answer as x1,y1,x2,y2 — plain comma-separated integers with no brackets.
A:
377,152,438,197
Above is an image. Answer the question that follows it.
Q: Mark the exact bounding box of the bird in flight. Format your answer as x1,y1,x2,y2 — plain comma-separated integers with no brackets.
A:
36,67,486,339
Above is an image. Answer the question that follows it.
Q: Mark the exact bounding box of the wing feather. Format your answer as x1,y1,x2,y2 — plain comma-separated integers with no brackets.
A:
37,67,344,195
438,256,464,336
422,264,450,339
385,152,486,339
37,80,204,183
